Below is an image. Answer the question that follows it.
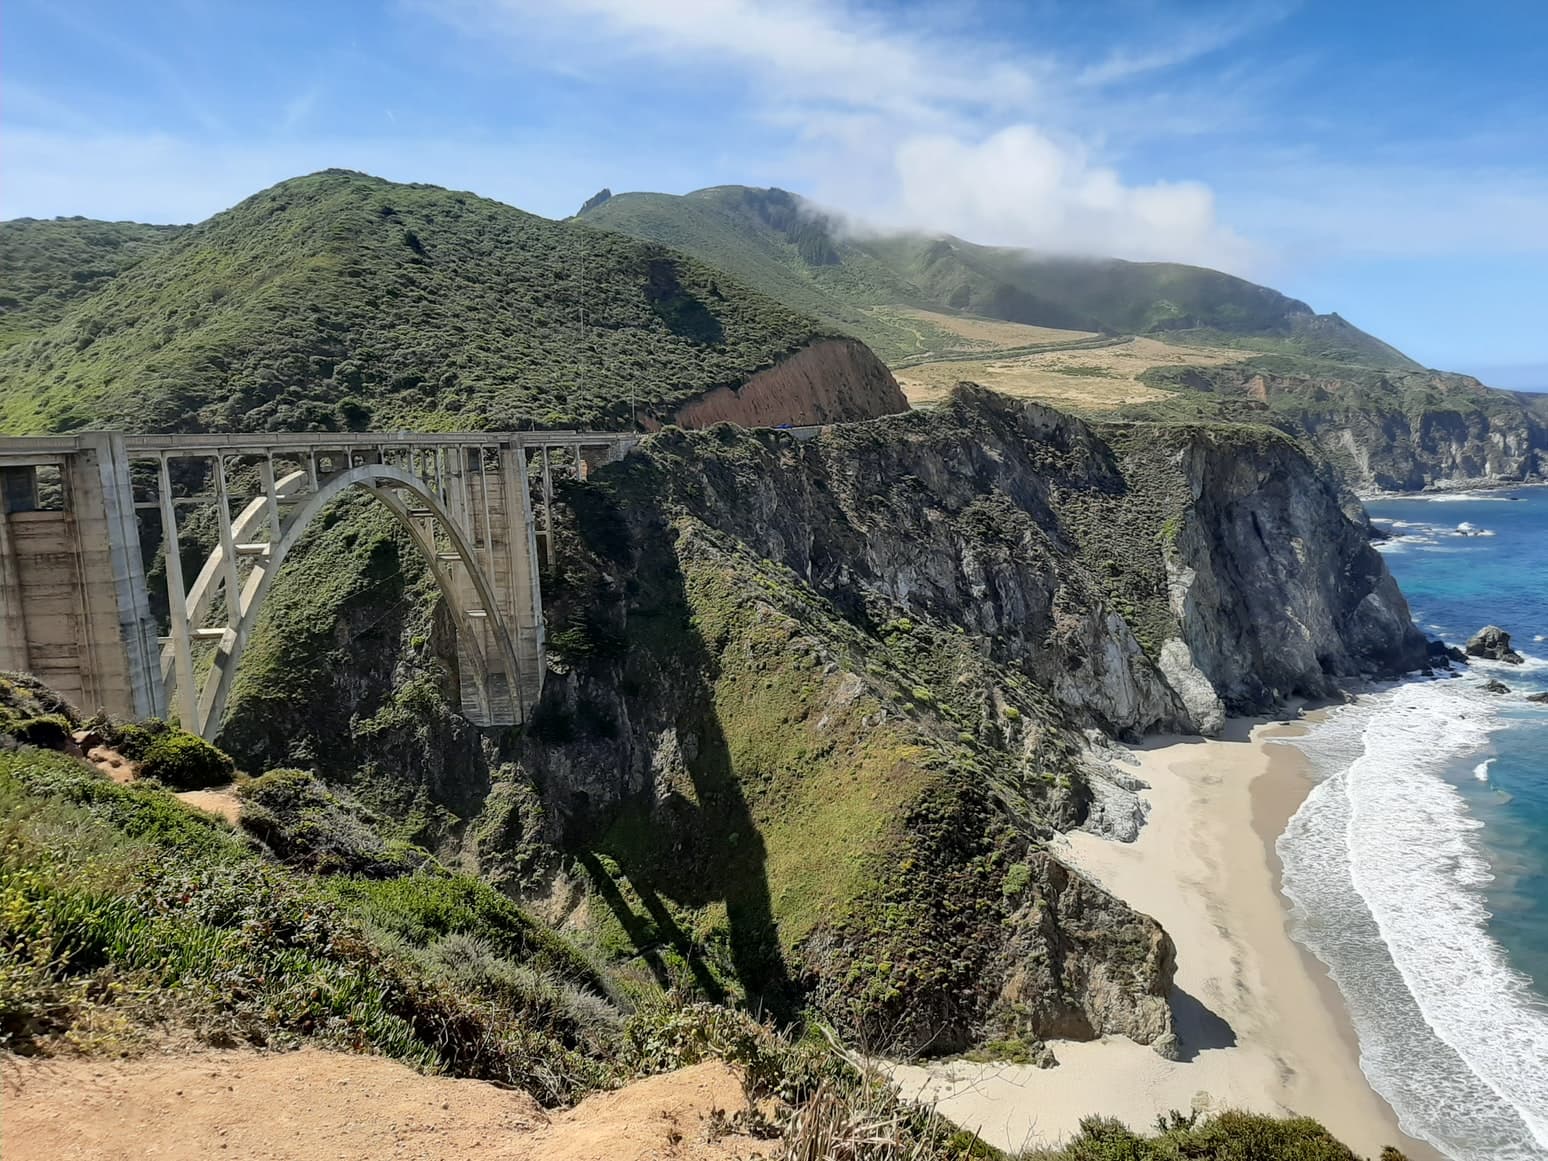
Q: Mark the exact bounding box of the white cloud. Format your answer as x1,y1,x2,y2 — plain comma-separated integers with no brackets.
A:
429,0,1264,267
873,125,1253,268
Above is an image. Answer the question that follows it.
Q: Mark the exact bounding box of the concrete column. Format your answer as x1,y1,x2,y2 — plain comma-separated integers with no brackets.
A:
0,509,32,675
499,442,545,712
82,434,164,720
157,455,199,728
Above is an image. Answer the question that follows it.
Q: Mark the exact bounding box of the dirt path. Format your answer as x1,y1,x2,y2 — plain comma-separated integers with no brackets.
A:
1,1048,773,1161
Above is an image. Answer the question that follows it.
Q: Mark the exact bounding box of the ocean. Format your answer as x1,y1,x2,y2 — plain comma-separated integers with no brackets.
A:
1275,487,1548,1160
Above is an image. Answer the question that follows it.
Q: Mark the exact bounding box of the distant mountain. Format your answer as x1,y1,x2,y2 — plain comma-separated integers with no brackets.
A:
0,171,900,435
581,185,1416,369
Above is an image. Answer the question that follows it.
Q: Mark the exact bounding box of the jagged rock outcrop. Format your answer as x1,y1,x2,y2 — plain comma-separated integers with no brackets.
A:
995,853,1175,1046
1467,625,1525,664
1148,420,1430,707
1147,363,1548,493
623,385,1426,735
665,338,907,429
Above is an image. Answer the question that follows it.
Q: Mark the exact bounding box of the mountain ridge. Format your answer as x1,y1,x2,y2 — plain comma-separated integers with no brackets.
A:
580,184,1417,369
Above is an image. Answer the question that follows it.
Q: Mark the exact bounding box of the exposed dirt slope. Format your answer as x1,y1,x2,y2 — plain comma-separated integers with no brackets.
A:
1,1050,770,1161
667,337,907,428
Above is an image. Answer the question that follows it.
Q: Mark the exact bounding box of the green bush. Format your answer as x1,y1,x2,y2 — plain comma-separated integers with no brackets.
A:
237,768,423,877
137,731,235,791
1038,1110,1381,1160
326,873,607,995
1001,863,1032,899
11,715,72,749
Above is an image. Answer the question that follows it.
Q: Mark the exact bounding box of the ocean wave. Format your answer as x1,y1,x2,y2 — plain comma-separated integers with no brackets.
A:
1278,682,1548,1160
1474,758,1496,782
1406,493,1521,502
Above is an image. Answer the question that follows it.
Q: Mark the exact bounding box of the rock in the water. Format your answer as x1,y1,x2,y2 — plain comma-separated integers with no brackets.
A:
1483,679,1512,694
1425,639,1456,669
1467,625,1525,664
1527,692,1548,704
1447,645,1469,664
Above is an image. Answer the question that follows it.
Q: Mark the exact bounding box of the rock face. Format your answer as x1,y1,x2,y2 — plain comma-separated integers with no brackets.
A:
995,853,1175,1045
632,385,1426,736
665,338,907,429
1148,419,1430,710
1467,625,1525,664
1148,363,1548,493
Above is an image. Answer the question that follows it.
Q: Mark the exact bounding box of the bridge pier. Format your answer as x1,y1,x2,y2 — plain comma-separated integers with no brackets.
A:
0,435,163,721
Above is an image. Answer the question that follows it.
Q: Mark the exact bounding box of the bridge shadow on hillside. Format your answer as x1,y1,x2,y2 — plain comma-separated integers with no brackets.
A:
556,488,796,1023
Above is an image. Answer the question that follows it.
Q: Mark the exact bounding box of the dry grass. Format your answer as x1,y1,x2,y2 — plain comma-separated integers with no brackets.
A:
894,336,1241,412
872,307,1097,356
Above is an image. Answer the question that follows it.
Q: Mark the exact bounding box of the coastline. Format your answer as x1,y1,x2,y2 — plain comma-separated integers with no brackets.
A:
1357,478,1548,502
891,717,1444,1160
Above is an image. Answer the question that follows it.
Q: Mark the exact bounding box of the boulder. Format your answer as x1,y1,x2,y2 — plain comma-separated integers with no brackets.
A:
1482,679,1512,694
1424,639,1453,669
1527,692,1548,705
1151,1031,1183,1061
1466,626,1525,664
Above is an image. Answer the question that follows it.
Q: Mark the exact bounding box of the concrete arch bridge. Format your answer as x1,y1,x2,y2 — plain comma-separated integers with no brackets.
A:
0,429,636,740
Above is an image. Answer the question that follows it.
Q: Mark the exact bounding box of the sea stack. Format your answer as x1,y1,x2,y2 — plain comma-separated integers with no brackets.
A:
1466,625,1525,664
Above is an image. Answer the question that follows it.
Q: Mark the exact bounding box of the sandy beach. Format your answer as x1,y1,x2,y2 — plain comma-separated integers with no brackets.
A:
892,717,1443,1160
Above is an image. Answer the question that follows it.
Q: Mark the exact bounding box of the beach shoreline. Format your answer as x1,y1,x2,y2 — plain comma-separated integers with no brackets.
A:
891,716,1444,1160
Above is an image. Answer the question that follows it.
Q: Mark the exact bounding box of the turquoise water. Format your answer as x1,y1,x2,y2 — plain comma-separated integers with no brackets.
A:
1276,487,1548,1161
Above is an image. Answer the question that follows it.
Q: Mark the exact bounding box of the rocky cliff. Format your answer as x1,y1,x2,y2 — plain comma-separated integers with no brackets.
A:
473,385,1423,1057
1141,361,1548,493
598,385,1424,738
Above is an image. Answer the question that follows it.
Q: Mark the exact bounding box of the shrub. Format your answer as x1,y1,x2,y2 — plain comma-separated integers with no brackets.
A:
11,715,72,749
137,730,235,791
237,768,423,877
1041,1110,1372,1160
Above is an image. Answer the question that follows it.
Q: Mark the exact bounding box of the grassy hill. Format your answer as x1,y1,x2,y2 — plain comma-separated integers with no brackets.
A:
0,217,181,352
0,171,834,435
580,185,1415,369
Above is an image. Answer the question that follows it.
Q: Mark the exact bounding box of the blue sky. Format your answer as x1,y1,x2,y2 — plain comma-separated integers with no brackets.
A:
4,0,1546,385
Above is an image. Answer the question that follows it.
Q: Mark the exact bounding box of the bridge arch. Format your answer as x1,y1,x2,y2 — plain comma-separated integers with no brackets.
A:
164,461,526,741
0,429,638,736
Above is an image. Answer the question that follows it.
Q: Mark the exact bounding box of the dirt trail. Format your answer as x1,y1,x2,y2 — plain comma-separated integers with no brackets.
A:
1,1048,773,1161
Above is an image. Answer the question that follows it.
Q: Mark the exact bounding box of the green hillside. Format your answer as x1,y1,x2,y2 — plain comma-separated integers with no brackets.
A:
581,184,1416,368
0,171,831,435
0,217,181,351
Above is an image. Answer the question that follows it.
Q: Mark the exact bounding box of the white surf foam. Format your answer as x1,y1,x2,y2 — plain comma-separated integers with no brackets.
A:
1344,682,1548,1149
1279,683,1548,1160
1474,758,1495,782
1408,492,1519,502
